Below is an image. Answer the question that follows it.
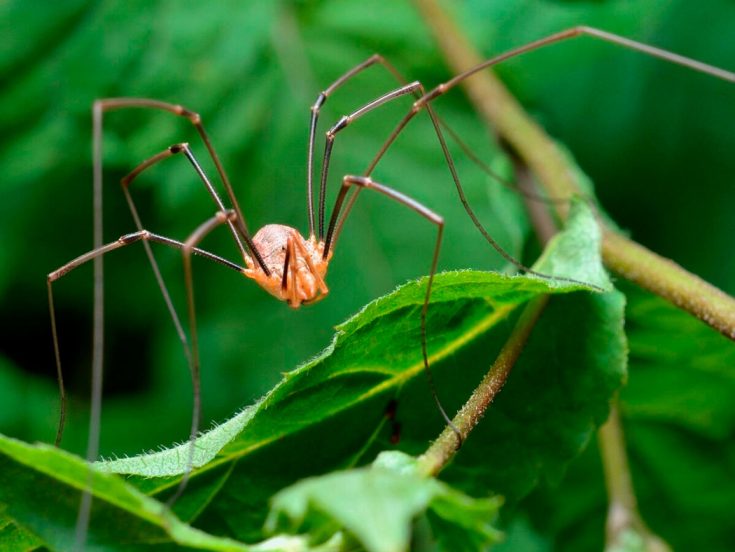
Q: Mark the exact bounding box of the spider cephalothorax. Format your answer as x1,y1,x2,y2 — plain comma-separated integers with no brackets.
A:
244,224,330,307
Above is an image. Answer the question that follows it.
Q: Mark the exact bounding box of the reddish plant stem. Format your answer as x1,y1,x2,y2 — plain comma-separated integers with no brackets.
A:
417,295,548,476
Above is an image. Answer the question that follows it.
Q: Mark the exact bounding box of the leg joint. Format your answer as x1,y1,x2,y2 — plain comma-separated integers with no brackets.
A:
343,175,371,188
215,209,236,223
177,106,201,124
329,115,350,135
119,230,147,244
312,93,327,112
169,142,190,155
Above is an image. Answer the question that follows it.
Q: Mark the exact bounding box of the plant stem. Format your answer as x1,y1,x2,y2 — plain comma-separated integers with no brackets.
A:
602,229,735,339
417,295,548,476
412,3,679,546
416,161,556,476
598,404,671,551
412,0,735,341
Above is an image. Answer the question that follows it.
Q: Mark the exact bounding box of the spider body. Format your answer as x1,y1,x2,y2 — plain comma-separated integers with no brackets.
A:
246,224,330,307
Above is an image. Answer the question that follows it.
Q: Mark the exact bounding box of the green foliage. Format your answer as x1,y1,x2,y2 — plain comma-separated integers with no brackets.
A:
266,451,502,552
1,0,734,550
619,283,735,550
520,282,735,551
0,515,44,552
0,435,252,550
0,200,629,549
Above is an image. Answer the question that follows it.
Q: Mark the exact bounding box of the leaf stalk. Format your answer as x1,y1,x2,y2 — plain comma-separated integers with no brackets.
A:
417,295,548,476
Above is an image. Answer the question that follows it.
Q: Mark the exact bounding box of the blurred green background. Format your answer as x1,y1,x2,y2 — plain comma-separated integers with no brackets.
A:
0,0,733,548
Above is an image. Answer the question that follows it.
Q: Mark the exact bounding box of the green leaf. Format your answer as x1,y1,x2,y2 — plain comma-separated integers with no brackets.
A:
96,269,594,478
0,434,254,551
94,272,623,542
532,197,612,291
619,283,735,550
0,511,43,552
444,287,626,500
91,200,622,538
4,200,625,547
518,282,735,551
620,283,735,438
98,404,258,477
424,485,503,552
266,450,502,552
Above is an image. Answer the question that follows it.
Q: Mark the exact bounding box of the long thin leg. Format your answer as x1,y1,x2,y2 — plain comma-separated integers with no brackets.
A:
308,54,512,239
83,103,105,550
325,175,461,447
94,98,269,273
437,118,572,205
117,143,271,424
317,81,424,240
330,31,734,249
306,55,539,255
451,106,604,290
354,102,543,277
48,283,65,447
106,143,254,420
82,98,268,542
426,101,605,288
307,54,548,241
307,54,410,237
54,216,245,549
169,209,240,505
117,148,190,368
426,26,735,103
121,142,257,270
356,27,735,289
49,226,243,445
310,66,532,258
120,147,193,373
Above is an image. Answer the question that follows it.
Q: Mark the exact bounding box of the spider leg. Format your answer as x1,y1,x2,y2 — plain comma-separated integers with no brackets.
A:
325,174,461,449
49,212,243,545
316,81,424,240
169,209,242,506
119,143,265,359
93,98,268,271
49,218,244,446
287,236,299,308
361,28,735,289
306,54,412,236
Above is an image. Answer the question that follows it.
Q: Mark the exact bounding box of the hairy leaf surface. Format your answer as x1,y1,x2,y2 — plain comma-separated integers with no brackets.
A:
0,202,627,549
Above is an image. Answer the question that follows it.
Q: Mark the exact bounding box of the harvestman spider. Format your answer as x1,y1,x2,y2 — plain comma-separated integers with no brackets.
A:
48,27,734,519
47,52,550,463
